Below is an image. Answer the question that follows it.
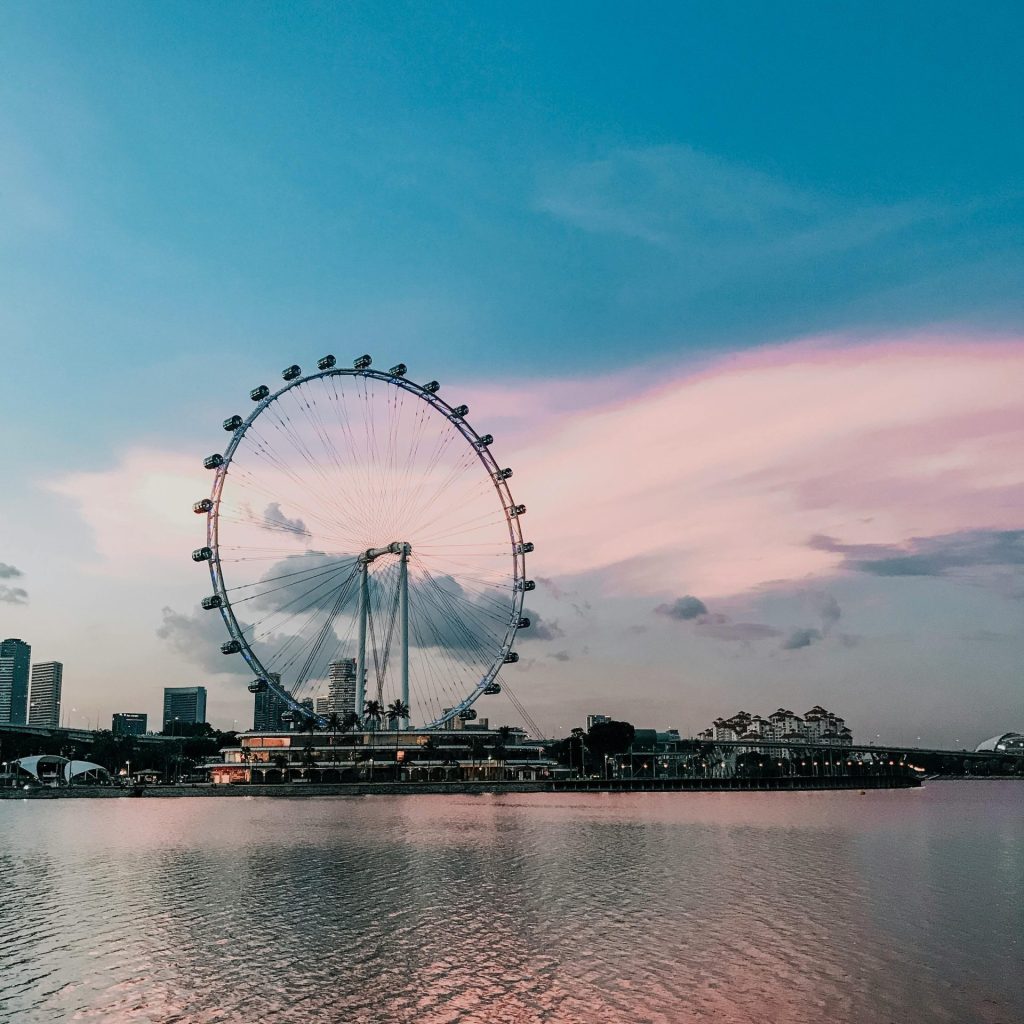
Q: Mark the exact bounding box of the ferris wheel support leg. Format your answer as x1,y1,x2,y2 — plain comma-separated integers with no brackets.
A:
400,546,410,729
355,561,368,721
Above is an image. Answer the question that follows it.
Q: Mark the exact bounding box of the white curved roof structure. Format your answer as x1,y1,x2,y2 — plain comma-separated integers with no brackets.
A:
11,756,111,783
975,732,1024,753
11,755,66,779
64,760,110,782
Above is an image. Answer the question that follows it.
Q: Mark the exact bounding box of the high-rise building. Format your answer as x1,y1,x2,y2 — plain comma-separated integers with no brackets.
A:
326,658,357,718
587,714,610,731
0,638,31,724
112,712,148,737
253,675,288,731
28,661,63,728
162,686,207,730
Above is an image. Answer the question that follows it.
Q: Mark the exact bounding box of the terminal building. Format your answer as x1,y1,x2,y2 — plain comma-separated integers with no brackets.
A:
207,723,554,784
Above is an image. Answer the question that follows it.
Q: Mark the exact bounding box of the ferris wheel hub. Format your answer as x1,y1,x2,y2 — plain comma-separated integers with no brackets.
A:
358,541,412,564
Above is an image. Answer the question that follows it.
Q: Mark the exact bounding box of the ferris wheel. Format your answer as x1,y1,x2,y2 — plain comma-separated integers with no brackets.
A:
191,354,534,730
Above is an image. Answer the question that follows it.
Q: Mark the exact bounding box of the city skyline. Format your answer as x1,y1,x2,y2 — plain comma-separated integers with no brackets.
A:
1,4,1022,745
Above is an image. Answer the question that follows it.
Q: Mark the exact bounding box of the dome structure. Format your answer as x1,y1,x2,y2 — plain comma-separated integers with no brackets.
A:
974,732,1024,753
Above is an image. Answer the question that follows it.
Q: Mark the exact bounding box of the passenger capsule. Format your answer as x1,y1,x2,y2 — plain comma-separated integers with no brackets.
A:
353,354,372,370
203,454,224,470
451,404,469,418
509,504,526,517
503,652,520,664
192,547,213,562
495,468,513,481
223,415,243,432
484,682,501,695
220,639,242,655
517,616,531,629
201,594,222,610
282,364,301,381
247,679,268,694
422,380,440,394
516,541,534,554
475,434,493,447
250,384,270,402
389,363,407,377
193,498,213,514
458,709,478,721
516,579,536,592
317,354,336,370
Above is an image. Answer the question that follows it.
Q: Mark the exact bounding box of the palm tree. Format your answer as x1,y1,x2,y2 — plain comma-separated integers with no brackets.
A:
326,711,342,763
387,699,410,780
469,735,487,778
363,700,383,780
420,736,437,778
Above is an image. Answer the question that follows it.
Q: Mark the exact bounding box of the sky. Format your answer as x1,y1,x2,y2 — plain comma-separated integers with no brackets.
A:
1,1,1021,745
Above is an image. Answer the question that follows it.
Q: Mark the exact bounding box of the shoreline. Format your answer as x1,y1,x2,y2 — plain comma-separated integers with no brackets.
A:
0,774,920,799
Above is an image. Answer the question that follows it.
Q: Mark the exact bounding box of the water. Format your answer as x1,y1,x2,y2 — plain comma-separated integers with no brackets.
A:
0,783,1021,1024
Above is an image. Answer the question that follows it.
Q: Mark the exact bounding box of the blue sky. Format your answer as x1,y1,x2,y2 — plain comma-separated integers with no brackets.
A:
0,2,1021,741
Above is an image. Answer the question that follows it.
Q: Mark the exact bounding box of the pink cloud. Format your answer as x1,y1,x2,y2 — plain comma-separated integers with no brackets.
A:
459,333,1024,598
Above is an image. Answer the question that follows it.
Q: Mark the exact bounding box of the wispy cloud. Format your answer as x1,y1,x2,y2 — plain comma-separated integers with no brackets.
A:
0,562,28,604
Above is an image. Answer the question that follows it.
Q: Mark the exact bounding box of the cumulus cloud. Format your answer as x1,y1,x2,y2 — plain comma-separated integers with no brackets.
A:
0,563,23,579
547,650,572,662
0,586,28,605
520,610,564,642
696,615,783,643
156,606,254,677
782,627,824,650
260,502,309,537
655,595,708,620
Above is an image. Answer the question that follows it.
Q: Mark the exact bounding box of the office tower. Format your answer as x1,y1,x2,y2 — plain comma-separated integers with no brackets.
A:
327,658,357,718
253,674,288,731
162,686,208,730
28,661,63,728
0,638,31,724
112,712,148,737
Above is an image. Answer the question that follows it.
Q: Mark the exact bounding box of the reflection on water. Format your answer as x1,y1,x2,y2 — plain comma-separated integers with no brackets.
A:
1,784,1021,1023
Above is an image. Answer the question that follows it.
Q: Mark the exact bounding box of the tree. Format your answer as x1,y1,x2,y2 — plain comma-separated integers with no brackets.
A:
271,752,289,783
363,701,383,780
387,700,410,780
585,720,635,773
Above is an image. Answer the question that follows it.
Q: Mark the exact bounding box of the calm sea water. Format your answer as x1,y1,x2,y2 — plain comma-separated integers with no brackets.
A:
0,783,1021,1024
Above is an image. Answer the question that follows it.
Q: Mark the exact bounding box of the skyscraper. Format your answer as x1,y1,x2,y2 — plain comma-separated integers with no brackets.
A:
253,675,288,731
327,658,357,718
28,661,63,728
0,638,31,724
162,686,207,730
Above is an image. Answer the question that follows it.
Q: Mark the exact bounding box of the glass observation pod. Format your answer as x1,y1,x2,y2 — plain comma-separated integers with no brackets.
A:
317,354,336,370
516,541,534,554
389,363,407,377
223,415,243,432
282,364,301,381
192,547,213,562
220,640,242,654
517,616,531,629
495,467,513,481
193,498,213,514
201,595,222,610
516,579,536,592
422,380,440,393
203,454,224,470
458,709,478,721
353,354,372,370
451,404,469,418
509,504,526,517
484,682,501,695
475,434,494,447
250,384,270,402
247,679,268,694
503,652,520,663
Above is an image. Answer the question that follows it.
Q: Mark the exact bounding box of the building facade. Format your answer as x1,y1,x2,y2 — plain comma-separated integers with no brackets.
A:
162,686,207,729
0,638,31,725
112,712,148,737
28,661,63,728
254,674,288,731
699,706,852,746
